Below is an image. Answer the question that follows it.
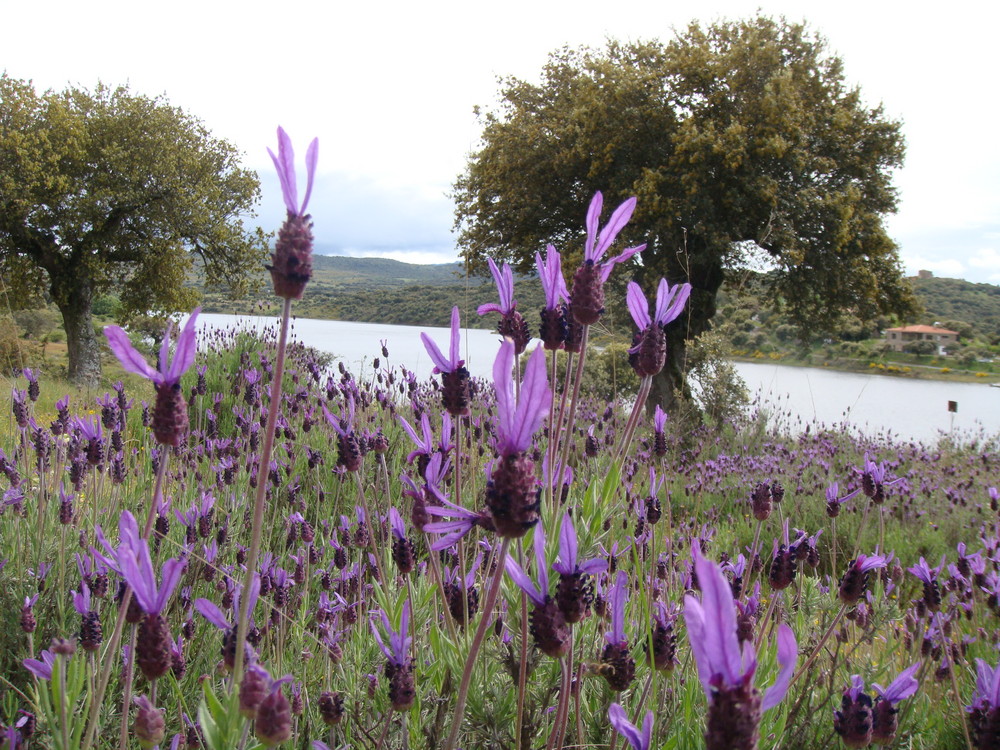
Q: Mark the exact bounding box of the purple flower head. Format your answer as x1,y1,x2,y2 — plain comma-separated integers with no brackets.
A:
972,658,1000,710
388,507,407,540
477,258,516,316
268,126,319,217
371,600,411,666
504,521,550,606
493,342,551,455
322,396,356,438
583,192,646,282
605,570,630,645
421,307,465,374
608,703,653,750
552,513,607,577
75,416,102,442
536,246,569,310
907,556,946,585
72,584,92,615
872,663,920,705
626,278,691,332
195,574,261,631
653,405,667,433
826,482,861,506
684,543,797,710
119,539,184,616
23,650,56,681
104,309,200,387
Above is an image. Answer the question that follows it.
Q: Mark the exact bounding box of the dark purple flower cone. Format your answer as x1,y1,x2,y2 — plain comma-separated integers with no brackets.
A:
569,261,604,325
645,495,662,524
441,367,471,416
653,431,668,457
239,666,271,719
392,537,416,575
649,621,677,671
630,325,666,377
80,610,103,652
871,698,899,745
20,605,36,634
839,563,870,605
486,452,540,539
539,306,567,351
386,660,416,711
255,685,293,746
922,579,942,611
556,571,593,624
751,482,772,521
134,700,165,749
585,434,599,458
834,692,874,748
971,705,1000,749
136,613,173,681
705,681,762,750
337,433,363,472
319,691,345,726
445,583,480,626
498,310,531,356
564,315,585,353
268,211,314,300
600,641,636,691
529,598,571,658
152,381,188,447
736,609,756,645
768,547,796,590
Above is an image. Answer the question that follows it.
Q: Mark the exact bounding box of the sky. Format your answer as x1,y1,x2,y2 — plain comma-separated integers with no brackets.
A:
5,0,1000,283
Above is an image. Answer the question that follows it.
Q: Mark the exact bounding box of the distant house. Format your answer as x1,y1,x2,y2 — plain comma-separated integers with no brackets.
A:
883,324,959,353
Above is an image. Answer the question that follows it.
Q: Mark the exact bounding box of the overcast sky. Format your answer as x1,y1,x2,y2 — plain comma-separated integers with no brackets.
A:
6,0,999,283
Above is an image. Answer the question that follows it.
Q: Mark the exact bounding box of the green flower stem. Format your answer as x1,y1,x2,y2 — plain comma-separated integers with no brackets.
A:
443,537,511,750
235,296,292,684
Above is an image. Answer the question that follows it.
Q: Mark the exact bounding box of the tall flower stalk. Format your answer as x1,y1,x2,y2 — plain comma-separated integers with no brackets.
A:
235,127,317,683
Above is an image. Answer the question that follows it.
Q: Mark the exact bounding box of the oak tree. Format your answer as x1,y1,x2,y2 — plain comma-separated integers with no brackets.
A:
454,16,918,410
0,75,266,385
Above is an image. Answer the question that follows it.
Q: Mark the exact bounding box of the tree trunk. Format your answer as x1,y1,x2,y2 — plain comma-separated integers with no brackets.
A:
648,256,725,416
55,276,102,387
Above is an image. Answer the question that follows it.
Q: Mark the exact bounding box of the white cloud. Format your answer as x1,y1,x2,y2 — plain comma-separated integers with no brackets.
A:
969,247,1000,271
901,255,966,278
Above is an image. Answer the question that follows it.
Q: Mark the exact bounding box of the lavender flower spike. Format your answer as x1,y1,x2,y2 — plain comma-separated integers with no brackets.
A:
371,600,412,666
478,258,530,354
608,703,653,750
684,543,797,749
537,245,569,310
104,310,200,446
421,307,471,416
626,278,691,378
267,127,319,299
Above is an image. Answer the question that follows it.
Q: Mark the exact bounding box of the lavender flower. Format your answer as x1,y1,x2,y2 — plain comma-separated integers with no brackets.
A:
569,192,646,325
104,310,199,446
970,658,1000,749
505,522,571,658
553,513,606,623
834,675,874,748
194,574,261,670
626,278,691,377
684,544,797,750
839,553,887,605
478,258,530,354
421,306,471,415
371,601,415,711
826,482,861,518
608,703,653,750
600,570,635,690
323,397,363,472
871,663,920,744
652,405,668,456
486,342,550,537
536,245,569,350
23,650,56,681
267,127,319,299
908,556,945,612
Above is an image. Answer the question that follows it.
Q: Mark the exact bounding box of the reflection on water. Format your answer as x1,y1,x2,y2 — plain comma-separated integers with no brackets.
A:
194,314,999,445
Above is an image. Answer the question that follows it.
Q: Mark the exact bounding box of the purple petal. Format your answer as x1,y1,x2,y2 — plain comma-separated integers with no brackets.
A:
533,521,548,597
504,553,544,605
690,544,743,686
584,192,603,261
167,308,200,383
321,404,347,437
104,326,158,381
594,197,637,257
448,306,461,369
420,332,450,373
660,282,691,325
507,346,551,453
626,282,651,330
270,126,298,214
194,598,230,630
608,703,644,750
599,244,646,283
761,623,797,711
154,557,185,614
558,513,578,572
493,340,516,448
301,137,319,214
477,302,503,316
874,662,920,704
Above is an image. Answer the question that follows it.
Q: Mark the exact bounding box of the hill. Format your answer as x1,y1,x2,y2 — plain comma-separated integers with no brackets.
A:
908,275,1000,342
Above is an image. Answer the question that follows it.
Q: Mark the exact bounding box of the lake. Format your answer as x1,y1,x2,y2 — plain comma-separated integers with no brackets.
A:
194,313,999,445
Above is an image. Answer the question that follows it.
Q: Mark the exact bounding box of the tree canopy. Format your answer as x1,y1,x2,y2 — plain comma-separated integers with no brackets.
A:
453,16,918,409
0,74,266,385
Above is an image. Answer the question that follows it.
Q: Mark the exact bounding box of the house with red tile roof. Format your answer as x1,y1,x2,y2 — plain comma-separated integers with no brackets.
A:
883,324,959,353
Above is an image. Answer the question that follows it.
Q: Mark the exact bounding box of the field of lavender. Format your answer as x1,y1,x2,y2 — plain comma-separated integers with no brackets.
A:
2,130,1000,750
